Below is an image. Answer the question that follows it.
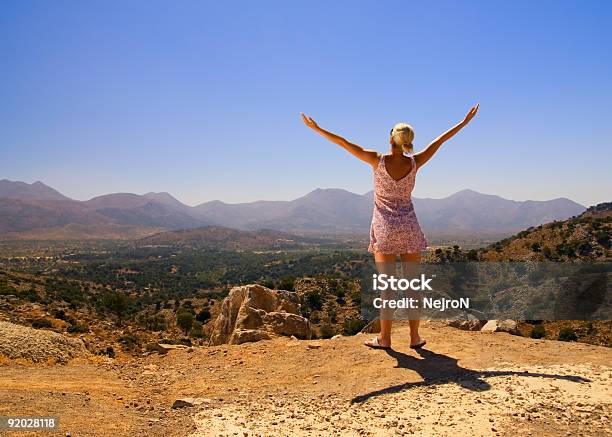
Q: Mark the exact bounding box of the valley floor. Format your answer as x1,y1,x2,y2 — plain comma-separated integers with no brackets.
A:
1,323,611,436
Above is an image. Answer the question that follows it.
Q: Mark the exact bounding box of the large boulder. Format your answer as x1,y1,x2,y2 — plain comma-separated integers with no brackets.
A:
209,284,311,345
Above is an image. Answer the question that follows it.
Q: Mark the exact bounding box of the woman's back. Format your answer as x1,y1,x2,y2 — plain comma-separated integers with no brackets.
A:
373,154,417,209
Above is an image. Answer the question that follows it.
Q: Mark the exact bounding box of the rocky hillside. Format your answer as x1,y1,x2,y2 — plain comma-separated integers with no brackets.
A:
427,203,611,346
480,202,611,261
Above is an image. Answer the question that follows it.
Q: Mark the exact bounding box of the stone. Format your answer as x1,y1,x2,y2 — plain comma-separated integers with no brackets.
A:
157,343,189,352
497,319,519,335
480,319,519,335
231,329,271,345
171,397,210,409
209,284,311,345
448,313,487,331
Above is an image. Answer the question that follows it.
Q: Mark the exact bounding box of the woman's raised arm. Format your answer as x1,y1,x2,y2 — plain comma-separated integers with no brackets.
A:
301,113,379,167
414,104,479,169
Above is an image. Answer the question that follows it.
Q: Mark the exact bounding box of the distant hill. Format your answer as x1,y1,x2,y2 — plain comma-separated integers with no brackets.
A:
0,180,71,202
0,180,586,240
413,189,585,235
84,193,205,229
193,188,372,232
136,226,331,250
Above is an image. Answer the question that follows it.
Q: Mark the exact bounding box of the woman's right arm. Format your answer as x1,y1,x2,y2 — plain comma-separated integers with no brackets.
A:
301,113,379,166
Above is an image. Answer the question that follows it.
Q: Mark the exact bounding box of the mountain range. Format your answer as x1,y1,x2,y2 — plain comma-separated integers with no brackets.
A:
0,179,586,240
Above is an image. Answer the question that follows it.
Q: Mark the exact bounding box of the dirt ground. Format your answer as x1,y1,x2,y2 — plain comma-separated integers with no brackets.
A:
1,322,610,436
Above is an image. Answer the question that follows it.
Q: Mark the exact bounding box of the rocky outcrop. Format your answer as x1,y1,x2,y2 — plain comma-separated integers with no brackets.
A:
209,284,311,345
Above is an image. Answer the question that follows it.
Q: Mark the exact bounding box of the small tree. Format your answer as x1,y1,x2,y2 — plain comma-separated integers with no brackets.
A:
176,309,194,335
103,291,130,325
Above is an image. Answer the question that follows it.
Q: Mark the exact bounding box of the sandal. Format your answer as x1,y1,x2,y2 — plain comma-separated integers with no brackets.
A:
364,337,391,350
409,339,427,349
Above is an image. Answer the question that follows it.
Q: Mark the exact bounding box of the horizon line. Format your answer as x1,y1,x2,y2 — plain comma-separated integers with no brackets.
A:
1,179,587,208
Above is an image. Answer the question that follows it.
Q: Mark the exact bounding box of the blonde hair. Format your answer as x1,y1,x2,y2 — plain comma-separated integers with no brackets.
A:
391,123,415,154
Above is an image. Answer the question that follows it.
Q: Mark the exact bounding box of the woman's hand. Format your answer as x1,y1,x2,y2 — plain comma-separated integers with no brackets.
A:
300,112,379,166
462,103,479,125
415,103,480,169
301,112,319,130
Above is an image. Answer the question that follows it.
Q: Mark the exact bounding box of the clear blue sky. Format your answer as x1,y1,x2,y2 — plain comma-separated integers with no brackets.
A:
1,0,611,206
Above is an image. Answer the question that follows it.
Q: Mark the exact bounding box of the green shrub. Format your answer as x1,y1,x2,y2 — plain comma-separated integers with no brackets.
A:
259,279,275,289
319,324,335,339
596,231,610,249
104,346,115,358
558,327,578,342
22,287,40,302
67,323,89,333
278,275,296,291
309,311,321,324
343,317,367,336
195,308,211,323
148,314,167,331
0,278,15,295
304,291,323,311
30,318,53,329
335,289,346,304
190,321,204,338
118,332,141,351
586,322,595,335
145,342,161,352
578,242,593,257
530,324,546,339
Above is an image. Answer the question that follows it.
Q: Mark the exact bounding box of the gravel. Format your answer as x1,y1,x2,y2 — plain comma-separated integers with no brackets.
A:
0,321,89,363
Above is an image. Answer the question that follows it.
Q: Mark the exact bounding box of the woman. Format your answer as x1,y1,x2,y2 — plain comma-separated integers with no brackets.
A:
301,104,479,349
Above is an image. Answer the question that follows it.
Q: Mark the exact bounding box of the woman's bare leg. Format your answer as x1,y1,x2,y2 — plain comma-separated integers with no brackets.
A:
364,252,397,348
400,252,423,346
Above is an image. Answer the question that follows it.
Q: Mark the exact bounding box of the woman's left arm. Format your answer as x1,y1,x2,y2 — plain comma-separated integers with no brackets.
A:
414,104,479,169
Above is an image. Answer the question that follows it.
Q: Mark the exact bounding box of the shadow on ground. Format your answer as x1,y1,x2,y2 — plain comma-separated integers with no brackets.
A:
351,348,591,404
